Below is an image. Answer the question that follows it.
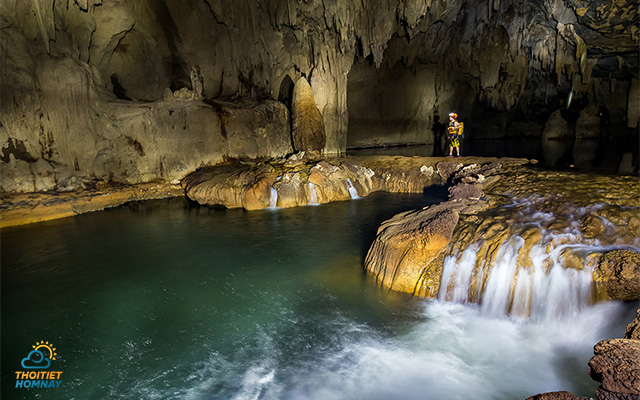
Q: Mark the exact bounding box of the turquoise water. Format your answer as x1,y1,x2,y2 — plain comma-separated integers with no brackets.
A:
1,193,636,400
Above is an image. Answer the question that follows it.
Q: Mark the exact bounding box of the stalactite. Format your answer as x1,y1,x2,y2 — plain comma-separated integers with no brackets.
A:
32,0,55,54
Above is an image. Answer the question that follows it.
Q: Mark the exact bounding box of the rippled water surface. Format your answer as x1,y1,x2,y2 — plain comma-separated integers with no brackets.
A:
1,193,636,400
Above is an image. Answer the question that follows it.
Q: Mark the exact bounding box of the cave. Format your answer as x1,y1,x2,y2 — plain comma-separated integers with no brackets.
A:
1,1,639,399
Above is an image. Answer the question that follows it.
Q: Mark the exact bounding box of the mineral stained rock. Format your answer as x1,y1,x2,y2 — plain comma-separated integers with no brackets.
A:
589,337,640,400
364,161,640,300
0,181,184,228
626,309,640,340
593,250,640,301
364,159,512,296
365,203,461,295
182,156,439,209
181,156,528,210
525,392,591,400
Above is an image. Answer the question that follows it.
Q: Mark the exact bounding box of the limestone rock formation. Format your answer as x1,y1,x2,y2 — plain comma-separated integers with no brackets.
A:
291,77,326,153
2,0,637,194
626,309,640,340
529,310,640,400
365,203,461,295
588,309,640,400
593,250,640,301
542,110,571,140
0,90,292,192
589,337,640,400
181,156,528,211
0,181,183,228
437,161,464,182
364,160,640,300
363,159,510,296
525,392,591,400
182,158,380,210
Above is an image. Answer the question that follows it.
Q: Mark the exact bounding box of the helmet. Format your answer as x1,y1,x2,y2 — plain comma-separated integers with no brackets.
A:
449,112,457,119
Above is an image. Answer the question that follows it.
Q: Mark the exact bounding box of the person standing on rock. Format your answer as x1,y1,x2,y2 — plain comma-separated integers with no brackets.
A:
447,112,462,158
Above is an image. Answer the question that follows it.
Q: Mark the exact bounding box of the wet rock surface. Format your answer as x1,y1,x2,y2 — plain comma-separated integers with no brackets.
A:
593,250,640,301
363,161,640,301
588,310,640,400
527,309,640,400
365,202,461,295
525,392,592,400
181,155,529,210
0,181,183,228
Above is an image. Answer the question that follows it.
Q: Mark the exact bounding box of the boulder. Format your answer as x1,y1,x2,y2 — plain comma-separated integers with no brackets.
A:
625,309,640,340
449,183,484,201
589,338,640,400
593,250,640,301
452,161,502,183
437,160,463,182
241,172,277,210
525,392,591,400
364,202,461,295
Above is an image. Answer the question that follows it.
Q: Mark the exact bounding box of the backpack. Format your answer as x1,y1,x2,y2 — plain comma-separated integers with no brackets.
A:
458,122,464,138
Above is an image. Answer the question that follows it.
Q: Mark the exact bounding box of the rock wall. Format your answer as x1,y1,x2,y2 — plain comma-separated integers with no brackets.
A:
1,0,638,192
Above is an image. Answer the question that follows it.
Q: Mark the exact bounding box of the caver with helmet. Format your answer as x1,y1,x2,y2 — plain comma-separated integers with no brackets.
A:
447,112,463,158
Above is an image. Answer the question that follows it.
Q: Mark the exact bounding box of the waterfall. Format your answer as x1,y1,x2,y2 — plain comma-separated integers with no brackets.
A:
346,179,359,199
308,182,319,205
269,187,278,208
438,239,597,320
437,199,633,321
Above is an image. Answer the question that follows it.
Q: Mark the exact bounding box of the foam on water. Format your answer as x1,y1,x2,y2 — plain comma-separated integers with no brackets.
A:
173,300,635,400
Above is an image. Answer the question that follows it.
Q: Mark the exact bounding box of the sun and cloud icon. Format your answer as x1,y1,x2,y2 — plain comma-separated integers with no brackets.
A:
21,341,57,369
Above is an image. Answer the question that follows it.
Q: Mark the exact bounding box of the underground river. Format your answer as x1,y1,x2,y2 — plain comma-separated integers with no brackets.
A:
1,192,637,399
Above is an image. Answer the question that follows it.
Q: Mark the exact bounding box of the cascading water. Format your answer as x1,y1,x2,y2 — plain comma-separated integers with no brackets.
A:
346,178,359,199
269,187,278,208
308,182,319,205
439,238,597,320
437,197,638,321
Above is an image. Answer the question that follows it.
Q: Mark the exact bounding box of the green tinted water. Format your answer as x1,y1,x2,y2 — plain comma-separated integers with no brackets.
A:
1,193,635,399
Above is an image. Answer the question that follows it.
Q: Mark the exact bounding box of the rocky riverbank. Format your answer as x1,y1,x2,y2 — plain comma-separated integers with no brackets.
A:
181,154,530,209
1,155,528,227
0,181,183,228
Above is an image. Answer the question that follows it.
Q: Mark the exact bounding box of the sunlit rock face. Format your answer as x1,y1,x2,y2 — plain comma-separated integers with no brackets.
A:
1,0,638,191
